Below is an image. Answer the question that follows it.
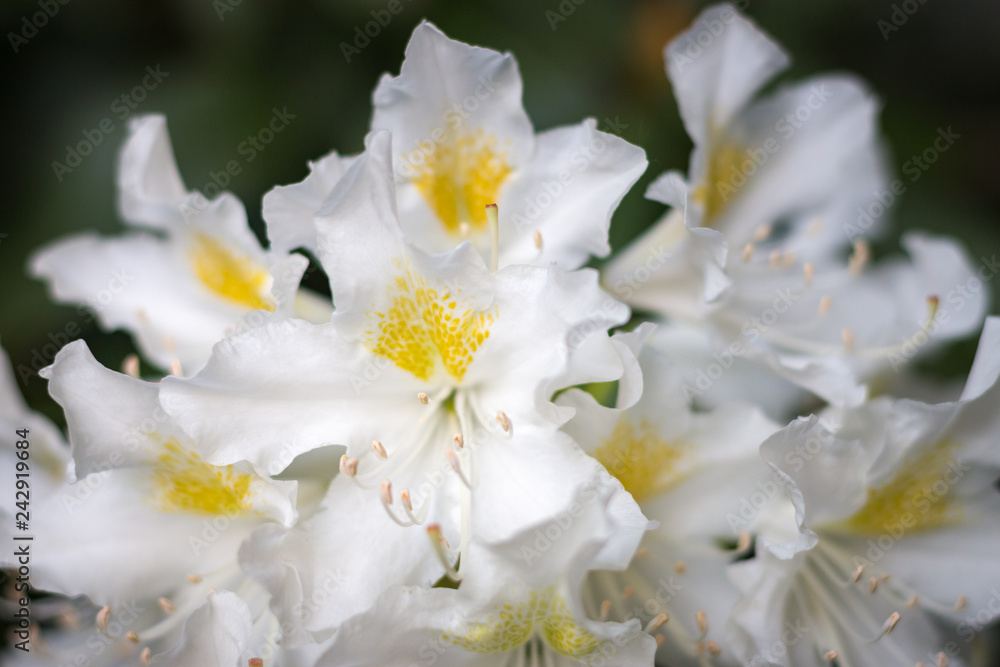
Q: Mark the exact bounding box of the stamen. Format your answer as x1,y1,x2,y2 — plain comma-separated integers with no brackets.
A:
696,610,708,637
496,410,511,433
868,576,878,593
249,660,264,667
675,561,687,574
803,262,814,287
127,632,140,643
906,595,919,608
141,647,152,665
645,614,668,634
824,650,839,662
937,652,948,667
742,243,754,262
851,565,864,583
339,455,358,478
453,433,464,449
418,392,429,405
169,359,183,377
655,634,665,648
399,488,429,525
635,547,649,559
122,354,140,378
818,296,832,317
849,239,870,276
187,574,203,584
372,440,388,459
600,600,611,621
485,203,499,273
533,229,543,250
380,479,393,506
706,641,721,657
752,225,772,242
96,606,110,632
955,595,967,612
736,531,751,553
158,597,175,614
427,524,462,581
446,450,472,489
842,328,856,351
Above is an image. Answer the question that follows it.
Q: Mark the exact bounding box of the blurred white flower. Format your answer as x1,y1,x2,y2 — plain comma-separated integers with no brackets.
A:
30,115,311,374
731,317,1000,666
264,22,647,271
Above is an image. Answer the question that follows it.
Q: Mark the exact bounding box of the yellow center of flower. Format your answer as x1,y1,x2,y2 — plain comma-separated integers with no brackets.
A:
594,417,687,502
151,439,254,516
838,439,962,535
443,586,600,658
188,233,276,312
692,142,747,224
364,261,495,382
412,130,512,236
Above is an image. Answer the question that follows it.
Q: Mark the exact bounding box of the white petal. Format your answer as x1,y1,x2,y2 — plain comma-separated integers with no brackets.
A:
117,115,187,229
149,591,252,667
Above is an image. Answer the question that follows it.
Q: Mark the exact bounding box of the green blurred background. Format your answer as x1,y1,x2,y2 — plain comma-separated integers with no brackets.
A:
2,0,1000,423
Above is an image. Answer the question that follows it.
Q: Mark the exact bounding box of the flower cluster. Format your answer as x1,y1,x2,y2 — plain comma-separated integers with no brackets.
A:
5,5,999,667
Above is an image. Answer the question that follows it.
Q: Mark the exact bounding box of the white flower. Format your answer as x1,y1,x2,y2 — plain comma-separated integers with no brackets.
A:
264,22,647,270
558,324,784,665
316,479,657,666
30,115,311,374
730,317,1000,666
160,129,638,637
605,4,986,410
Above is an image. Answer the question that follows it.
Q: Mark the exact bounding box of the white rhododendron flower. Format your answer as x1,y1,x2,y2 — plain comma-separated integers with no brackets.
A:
558,325,784,665
605,4,987,410
31,115,310,374
265,22,647,270
316,480,658,666
730,317,1000,666
160,129,639,636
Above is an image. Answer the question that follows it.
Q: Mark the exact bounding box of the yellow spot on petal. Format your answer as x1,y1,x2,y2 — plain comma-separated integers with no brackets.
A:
364,262,494,382
151,439,254,516
594,417,687,503
692,141,748,225
838,439,962,535
188,233,275,312
443,587,599,658
412,130,512,236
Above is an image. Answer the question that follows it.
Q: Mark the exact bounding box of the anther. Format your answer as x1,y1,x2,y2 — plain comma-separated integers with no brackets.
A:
736,531,751,552
600,600,611,621
752,225,772,242
803,262,814,287
141,647,152,665
851,565,864,583
824,650,839,662
496,410,511,433
187,574,203,584
380,479,393,506
675,561,687,574
635,547,649,559
706,641,721,657
418,392,429,405
937,652,948,667
249,660,264,667
453,433,464,449
158,597,175,613
849,239,870,276
882,612,901,636
96,606,110,632
742,243,754,262
127,632,140,643
533,230,543,250
955,595,967,611
868,576,878,593
769,250,780,267
818,296,832,317
427,524,461,581
169,359,183,377
122,354,140,378
372,440,388,459
339,455,358,478
906,595,919,608
645,614,668,634
400,489,413,512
